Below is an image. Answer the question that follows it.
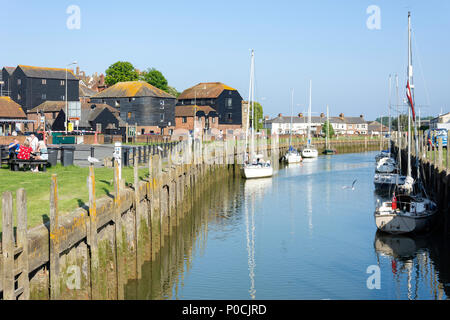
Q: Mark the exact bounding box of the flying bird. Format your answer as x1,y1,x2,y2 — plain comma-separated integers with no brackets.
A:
342,180,357,190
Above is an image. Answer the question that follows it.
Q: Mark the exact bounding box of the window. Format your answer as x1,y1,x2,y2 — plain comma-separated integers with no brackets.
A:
127,112,132,119
61,95,65,100
17,79,21,85
226,98,232,108
42,79,47,85
160,113,164,121
41,93,46,100
182,117,187,123
160,100,165,109
17,94,21,100
60,80,65,86
191,99,195,105
212,117,216,123
115,100,120,107
227,113,232,120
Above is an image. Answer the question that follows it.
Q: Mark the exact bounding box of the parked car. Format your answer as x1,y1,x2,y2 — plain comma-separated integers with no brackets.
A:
425,129,448,148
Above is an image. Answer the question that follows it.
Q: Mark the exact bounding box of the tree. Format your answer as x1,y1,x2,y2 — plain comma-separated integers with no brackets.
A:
249,102,264,131
166,86,180,98
142,68,168,92
321,120,335,137
105,61,139,86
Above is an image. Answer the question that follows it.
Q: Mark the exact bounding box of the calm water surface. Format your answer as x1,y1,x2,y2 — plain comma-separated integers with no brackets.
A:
129,151,450,300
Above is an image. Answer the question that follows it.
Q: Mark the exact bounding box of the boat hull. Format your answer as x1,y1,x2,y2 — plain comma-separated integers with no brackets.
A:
286,154,302,163
374,212,435,234
242,166,274,179
302,148,318,158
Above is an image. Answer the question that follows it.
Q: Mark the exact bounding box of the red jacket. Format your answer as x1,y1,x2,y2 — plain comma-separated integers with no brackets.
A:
17,146,32,160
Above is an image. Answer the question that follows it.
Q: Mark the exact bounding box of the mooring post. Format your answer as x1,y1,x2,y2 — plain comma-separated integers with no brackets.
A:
49,174,60,300
16,188,30,300
113,160,124,300
2,191,15,300
438,137,443,169
87,166,99,299
134,154,142,279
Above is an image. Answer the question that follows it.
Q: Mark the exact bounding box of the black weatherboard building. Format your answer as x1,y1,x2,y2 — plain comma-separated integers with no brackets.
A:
4,65,79,112
177,82,243,126
90,81,176,134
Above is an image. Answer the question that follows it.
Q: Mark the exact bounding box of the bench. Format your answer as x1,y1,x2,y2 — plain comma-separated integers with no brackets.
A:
8,159,49,172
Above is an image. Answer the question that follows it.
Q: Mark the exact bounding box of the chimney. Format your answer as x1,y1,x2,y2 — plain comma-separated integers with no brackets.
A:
264,115,269,120
76,66,80,76
320,113,325,118
278,113,283,118
339,113,344,120
298,113,303,118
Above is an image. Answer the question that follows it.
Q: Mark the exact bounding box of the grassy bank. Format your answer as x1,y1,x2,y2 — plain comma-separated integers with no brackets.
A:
0,164,149,232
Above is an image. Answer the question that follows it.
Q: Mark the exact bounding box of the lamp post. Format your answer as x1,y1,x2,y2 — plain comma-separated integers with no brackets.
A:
65,61,77,134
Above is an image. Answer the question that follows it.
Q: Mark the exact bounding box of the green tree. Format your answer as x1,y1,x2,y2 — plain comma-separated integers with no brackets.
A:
105,61,139,86
142,68,168,91
250,102,264,131
321,120,335,137
166,86,180,98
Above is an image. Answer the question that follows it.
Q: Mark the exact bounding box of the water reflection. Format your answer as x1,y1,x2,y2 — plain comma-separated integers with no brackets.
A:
374,230,450,300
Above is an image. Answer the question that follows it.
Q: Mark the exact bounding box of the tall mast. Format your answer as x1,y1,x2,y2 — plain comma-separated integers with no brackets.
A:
308,80,312,147
289,88,294,147
245,50,255,160
388,74,392,156
326,105,329,149
407,12,412,178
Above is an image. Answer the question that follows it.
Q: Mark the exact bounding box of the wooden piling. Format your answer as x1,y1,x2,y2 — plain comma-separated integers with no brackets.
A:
49,174,60,300
113,160,124,300
87,166,99,299
1,192,14,300
16,189,30,300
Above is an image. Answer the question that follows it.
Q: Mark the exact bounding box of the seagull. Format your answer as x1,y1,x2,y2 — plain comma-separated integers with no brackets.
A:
342,180,357,190
88,156,100,164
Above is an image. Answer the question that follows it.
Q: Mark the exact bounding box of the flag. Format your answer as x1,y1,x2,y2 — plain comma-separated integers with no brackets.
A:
406,81,416,121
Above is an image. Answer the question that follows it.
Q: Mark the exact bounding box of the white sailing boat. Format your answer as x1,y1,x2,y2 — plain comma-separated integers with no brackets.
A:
374,75,407,192
374,12,437,234
301,80,318,158
284,89,302,163
243,50,273,179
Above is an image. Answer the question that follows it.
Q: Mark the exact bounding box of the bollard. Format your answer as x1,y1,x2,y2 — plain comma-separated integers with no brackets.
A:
90,146,95,158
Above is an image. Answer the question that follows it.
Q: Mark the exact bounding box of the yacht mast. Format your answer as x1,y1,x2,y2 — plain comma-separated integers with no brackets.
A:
388,74,392,157
308,80,312,147
246,50,255,161
396,74,401,171
326,105,329,149
289,88,294,147
407,12,412,178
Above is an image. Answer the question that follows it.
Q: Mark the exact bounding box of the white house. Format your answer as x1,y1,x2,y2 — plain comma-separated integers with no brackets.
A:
430,112,450,130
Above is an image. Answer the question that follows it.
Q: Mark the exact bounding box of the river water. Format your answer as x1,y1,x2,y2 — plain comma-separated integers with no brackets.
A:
128,151,450,300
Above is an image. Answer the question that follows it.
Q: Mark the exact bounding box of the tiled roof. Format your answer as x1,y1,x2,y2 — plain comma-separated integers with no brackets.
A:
18,65,78,80
0,97,27,118
175,105,217,117
79,83,97,97
91,81,175,99
28,101,66,113
178,82,237,100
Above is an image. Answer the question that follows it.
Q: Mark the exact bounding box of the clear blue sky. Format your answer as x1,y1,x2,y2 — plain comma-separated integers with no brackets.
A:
1,0,449,120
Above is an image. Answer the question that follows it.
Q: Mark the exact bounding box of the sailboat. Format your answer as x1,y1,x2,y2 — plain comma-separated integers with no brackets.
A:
374,75,407,192
301,80,318,158
323,105,336,155
284,89,302,163
243,50,273,179
374,12,437,234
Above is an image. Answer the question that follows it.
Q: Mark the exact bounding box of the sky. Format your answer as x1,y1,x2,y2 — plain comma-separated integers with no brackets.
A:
0,0,449,120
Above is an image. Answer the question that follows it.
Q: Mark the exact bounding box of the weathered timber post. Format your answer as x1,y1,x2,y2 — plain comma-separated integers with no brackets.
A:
1,192,14,300
134,155,143,279
151,154,162,260
113,161,124,300
433,131,437,164
447,131,450,170
49,174,60,300
438,138,443,169
87,166,99,299
16,189,30,300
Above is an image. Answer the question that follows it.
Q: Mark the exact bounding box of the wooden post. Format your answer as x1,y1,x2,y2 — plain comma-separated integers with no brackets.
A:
134,155,142,278
433,131,437,164
16,189,30,300
87,166,99,299
438,137,443,169
113,160,124,300
1,192,14,300
49,174,60,300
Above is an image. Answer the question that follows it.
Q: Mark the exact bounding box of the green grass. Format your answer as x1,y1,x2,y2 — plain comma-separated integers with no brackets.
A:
424,150,449,168
0,164,150,231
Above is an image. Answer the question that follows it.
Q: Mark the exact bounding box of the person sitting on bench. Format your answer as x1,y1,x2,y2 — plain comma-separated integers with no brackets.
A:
8,139,20,159
17,140,33,161
34,141,48,161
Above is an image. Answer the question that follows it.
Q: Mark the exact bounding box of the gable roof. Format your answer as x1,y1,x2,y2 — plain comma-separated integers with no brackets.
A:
91,81,175,99
178,82,237,100
175,105,217,117
266,115,366,125
3,67,16,75
0,97,27,118
79,103,125,128
17,65,78,80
